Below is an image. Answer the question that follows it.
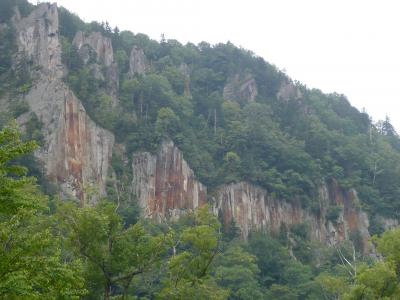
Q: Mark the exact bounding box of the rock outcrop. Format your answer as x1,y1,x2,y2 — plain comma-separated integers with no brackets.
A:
214,180,371,254
129,46,147,76
132,140,207,221
13,3,62,78
277,80,303,102
73,31,114,67
14,4,114,205
73,31,119,105
223,73,258,104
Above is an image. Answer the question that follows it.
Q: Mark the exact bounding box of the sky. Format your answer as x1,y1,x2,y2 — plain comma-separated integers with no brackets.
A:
31,0,400,130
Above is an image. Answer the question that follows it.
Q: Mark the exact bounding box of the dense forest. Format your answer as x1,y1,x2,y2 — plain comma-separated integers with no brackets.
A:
2,0,400,299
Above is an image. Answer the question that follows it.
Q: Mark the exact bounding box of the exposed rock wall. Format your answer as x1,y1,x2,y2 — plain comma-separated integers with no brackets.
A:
223,73,258,104
14,4,114,205
276,80,303,102
214,182,323,239
214,180,372,254
129,46,147,76
132,140,207,221
73,31,119,105
14,3,62,78
73,31,114,67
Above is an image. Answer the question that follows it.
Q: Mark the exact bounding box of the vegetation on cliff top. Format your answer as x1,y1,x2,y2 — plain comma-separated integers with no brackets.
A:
56,1,400,222
2,124,400,299
2,0,400,298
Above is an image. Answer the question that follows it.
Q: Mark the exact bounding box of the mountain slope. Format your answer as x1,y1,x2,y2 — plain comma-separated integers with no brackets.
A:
1,0,400,248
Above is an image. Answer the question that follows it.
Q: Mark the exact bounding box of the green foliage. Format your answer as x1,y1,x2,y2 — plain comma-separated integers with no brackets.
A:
156,107,180,137
214,245,264,299
58,7,85,41
159,206,228,299
5,3,400,298
56,200,168,299
344,263,399,299
326,205,343,223
52,4,400,218
0,124,86,298
0,123,39,214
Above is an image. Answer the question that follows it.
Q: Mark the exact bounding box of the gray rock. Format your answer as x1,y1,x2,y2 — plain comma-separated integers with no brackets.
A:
73,31,114,67
129,46,147,76
223,73,258,104
13,4,115,205
214,180,372,254
277,80,303,102
132,140,206,221
13,3,62,78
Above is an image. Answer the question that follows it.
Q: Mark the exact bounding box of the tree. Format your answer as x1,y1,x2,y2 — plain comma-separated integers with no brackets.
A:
0,124,86,298
57,201,168,300
343,263,399,299
214,245,264,299
247,233,290,287
158,206,229,299
156,107,180,138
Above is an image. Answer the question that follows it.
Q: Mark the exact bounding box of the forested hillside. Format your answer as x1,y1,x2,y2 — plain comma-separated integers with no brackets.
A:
2,0,400,299
58,4,400,221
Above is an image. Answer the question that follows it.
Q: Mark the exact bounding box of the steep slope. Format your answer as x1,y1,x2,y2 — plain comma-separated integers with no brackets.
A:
12,3,114,205
214,180,371,254
2,1,400,252
132,140,207,220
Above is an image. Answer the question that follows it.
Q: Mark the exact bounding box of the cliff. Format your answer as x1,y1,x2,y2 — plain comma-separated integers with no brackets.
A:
213,180,371,254
73,31,119,105
73,31,114,67
223,73,258,104
132,140,207,221
129,46,147,77
14,3,114,205
6,2,397,254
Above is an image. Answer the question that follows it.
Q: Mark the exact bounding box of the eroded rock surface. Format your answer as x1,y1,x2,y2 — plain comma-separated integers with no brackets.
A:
129,46,147,76
73,31,119,105
214,180,371,254
277,80,303,102
223,73,258,104
14,4,114,205
132,140,207,221
14,3,62,78
73,31,114,67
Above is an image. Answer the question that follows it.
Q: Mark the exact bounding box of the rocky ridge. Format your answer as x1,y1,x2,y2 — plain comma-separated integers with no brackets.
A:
14,3,114,205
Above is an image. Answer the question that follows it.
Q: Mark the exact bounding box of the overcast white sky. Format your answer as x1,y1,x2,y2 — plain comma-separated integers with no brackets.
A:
31,0,400,130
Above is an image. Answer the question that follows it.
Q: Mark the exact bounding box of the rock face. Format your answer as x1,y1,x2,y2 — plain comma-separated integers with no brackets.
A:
14,4,114,205
223,73,258,104
73,31,114,67
132,140,207,221
73,31,119,105
277,80,303,102
214,180,371,254
129,46,147,76
14,3,62,78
